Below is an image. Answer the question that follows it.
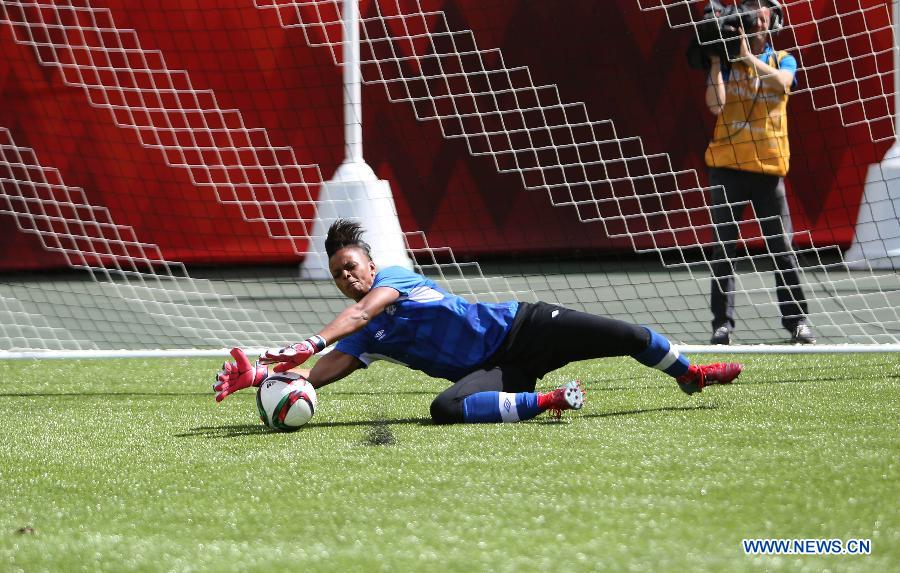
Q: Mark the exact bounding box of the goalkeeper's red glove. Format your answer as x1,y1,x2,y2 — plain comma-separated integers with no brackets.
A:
259,335,327,373
213,347,268,402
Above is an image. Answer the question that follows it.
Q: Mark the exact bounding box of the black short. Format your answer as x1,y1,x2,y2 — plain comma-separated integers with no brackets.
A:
483,301,650,386
430,302,650,423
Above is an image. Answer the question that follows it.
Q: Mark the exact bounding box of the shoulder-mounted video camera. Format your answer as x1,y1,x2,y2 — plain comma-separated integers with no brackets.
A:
686,0,784,70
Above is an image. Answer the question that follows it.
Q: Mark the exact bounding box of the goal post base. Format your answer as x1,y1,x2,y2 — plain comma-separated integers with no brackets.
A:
844,153,900,269
300,162,413,280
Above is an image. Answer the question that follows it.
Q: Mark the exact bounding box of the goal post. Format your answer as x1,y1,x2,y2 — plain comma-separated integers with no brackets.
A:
0,0,898,356
298,0,413,280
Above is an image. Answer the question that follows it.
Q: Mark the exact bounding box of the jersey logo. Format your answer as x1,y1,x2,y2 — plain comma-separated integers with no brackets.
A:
375,329,386,340
385,304,396,315
551,310,560,318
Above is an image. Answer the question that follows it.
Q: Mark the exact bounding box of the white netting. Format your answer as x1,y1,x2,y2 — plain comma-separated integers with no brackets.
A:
642,0,896,142
254,0,900,342
0,127,309,349
0,0,898,353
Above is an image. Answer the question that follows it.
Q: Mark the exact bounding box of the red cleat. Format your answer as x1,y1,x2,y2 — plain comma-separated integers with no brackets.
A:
676,363,742,395
538,380,585,419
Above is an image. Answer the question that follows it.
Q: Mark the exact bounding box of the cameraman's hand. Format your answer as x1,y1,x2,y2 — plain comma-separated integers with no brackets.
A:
737,28,752,61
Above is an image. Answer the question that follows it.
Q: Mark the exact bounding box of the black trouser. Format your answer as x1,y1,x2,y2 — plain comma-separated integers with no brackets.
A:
430,302,650,424
708,167,809,331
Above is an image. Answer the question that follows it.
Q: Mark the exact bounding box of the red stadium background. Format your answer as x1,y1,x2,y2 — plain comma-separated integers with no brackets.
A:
0,0,894,270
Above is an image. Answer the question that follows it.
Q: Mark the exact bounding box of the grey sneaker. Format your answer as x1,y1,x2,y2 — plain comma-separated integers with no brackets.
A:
791,323,816,344
710,325,732,345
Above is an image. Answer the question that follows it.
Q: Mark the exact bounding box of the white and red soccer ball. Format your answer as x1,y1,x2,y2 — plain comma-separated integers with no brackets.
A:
256,372,317,432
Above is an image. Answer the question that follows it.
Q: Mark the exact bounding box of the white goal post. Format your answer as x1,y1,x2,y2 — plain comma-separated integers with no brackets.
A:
0,0,898,357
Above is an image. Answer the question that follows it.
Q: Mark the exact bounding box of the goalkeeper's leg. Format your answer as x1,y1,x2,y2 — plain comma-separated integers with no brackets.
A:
503,302,742,395
430,367,584,424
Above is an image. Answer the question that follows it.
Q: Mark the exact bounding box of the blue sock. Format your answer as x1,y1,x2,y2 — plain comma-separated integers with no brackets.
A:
633,327,690,377
461,391,543,423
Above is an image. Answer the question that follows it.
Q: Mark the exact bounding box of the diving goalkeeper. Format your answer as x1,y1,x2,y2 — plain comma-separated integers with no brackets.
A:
214,220,742,423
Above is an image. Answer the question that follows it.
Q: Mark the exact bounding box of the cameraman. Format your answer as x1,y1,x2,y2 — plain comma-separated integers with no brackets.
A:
703,0,815,344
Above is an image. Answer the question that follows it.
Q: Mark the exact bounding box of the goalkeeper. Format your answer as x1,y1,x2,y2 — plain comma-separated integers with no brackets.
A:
215,220,742,424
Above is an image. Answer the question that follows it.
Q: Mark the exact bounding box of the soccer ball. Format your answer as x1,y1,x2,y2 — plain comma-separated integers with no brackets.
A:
256,372,318,432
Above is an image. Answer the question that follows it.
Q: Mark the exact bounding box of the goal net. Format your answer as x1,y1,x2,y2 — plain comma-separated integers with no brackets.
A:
0,0,898,355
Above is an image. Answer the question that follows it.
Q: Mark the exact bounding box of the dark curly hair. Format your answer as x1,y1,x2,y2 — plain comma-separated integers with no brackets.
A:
325,219,372,259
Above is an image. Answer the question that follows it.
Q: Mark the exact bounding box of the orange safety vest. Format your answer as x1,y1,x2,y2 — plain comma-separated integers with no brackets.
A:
704,51,792,176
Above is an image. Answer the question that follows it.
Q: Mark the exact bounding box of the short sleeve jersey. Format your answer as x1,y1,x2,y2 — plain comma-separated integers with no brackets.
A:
722,45,797,85
334,266,519,381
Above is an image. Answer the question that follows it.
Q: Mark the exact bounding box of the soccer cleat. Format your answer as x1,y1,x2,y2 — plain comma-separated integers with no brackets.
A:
710,325,732,345
702,362,743,385
676,362,742,395
538,380,585,419
790,323,816,344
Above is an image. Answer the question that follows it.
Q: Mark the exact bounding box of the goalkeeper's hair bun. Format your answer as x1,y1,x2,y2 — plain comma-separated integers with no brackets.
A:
325,219,372,259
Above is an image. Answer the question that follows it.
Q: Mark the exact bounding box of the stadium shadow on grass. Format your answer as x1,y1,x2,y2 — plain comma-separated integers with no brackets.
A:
177,417,433,438
738,375,857,385
178,405,716,437
175,424,271,438
586,383,676,392
527,403,718,424
585,403,717,418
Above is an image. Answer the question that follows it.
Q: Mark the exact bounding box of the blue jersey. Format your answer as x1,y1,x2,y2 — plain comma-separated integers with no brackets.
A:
723,44,797,87
334,266,519,380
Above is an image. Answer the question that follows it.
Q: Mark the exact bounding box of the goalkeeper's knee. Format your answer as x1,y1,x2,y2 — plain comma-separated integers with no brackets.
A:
430,393,463,425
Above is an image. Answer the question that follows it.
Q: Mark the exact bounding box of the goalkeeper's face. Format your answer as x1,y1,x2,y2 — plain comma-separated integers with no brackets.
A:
329,247,377,302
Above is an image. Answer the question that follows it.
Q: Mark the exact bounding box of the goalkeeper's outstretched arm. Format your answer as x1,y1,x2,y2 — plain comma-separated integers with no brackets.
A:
302,350,363,389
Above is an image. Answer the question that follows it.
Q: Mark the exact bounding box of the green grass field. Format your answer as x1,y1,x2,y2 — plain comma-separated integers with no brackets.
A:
0,354,897,572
